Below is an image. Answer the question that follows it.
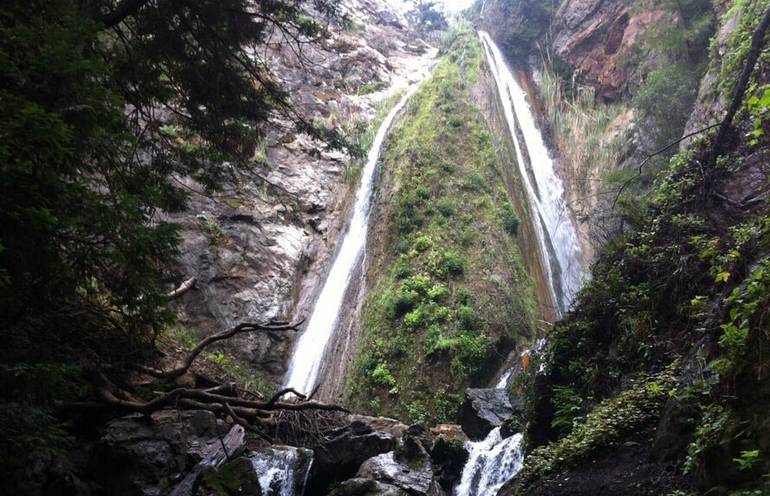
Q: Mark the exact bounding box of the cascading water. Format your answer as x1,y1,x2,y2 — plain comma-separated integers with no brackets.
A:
454,34,585,496
283,77,428,394
479,31,583,315
455,429,524,496
249,446,313,496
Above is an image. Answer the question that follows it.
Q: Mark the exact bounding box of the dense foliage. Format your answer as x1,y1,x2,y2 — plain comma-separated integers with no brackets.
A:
516,2,770,492
0,0,342,480
344,29,538,423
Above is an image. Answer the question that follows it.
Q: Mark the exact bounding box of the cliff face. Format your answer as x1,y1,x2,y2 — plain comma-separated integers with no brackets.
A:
551,0,665,102
167,0,433,386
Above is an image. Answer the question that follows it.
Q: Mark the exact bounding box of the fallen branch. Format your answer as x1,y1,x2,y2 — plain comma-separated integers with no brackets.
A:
138,320,303,380
167,277,197,299
611,123,721,210
707,5,770,170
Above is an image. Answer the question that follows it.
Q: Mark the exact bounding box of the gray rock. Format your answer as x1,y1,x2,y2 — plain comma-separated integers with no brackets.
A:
460,388,513,440
356,452,443,496
309,421,396,494
328,478,410,496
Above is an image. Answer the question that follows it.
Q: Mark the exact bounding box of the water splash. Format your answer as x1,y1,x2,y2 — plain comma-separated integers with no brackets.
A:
455,429,524,496
249,446,313,496
479,31,584,314
283,76,429,394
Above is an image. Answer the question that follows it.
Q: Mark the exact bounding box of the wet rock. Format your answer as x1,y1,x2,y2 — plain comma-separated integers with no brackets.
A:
309,421,396,494
249,445,313,496
89,411,232,496
430,436,469,492
198,457,262,496
356,452,443,496
460,388,514,440
328,478,410,496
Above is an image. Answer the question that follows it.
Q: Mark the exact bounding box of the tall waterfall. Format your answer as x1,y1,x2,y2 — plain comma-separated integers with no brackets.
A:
283,80,426,394
454,33,585,496
479,31,583,315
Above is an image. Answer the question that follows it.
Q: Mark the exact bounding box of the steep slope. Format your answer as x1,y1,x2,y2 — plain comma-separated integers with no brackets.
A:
344,29,540,424
164,0,433,388
499,1,770,494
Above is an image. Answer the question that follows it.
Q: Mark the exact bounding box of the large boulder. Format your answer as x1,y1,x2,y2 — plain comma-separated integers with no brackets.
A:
356,452,443,496
460,389,513,440
308,421,396,494
197,457,262,496
430,436,469,492
328,478,410,496
90,410,232,496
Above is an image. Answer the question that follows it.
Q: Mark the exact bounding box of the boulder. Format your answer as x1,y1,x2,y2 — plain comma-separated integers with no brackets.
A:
460,388,513,440
308,421,396,494
197,457,261,496
328,478,410,496
356,452,443,496
90,410,233,496
430,437,469,492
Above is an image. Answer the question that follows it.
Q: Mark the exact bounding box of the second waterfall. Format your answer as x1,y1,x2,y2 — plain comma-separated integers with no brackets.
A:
283,78,428,395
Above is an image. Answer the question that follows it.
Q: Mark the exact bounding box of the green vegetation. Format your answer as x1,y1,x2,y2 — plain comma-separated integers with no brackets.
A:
516,368,677,491
344,28,538,424
0,0,343,482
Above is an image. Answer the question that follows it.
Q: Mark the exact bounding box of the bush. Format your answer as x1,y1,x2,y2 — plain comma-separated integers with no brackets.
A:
500,201,520,235
371,362,397,387
413,235,433,252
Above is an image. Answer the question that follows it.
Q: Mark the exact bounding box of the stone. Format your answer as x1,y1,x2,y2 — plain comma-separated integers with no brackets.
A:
430,437,469,492
328,478,410,496
197,457,262,496
460,388,514,441
356,452,443,496
308,421,396,494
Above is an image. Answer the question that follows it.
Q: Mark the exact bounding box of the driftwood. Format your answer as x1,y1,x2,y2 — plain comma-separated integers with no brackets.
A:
167,277,197,299
136,320,303,380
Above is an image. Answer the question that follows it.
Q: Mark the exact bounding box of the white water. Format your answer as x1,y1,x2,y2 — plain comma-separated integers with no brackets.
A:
455,429,524,496
249,446,312,496
479,31,583,314
283,79,427,394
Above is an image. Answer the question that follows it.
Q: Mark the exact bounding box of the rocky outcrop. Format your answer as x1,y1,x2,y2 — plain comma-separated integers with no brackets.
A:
460,388,514,440
89,410,237,496
356,452,444,496
309,420,397,494
551,0,664,101
168,0,434,388
328,478,411,496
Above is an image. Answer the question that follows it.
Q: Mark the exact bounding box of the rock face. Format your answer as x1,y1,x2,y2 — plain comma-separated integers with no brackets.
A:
309,420,397,494
90,410,234,496
460,388,514,440
168,0,434,388
356,452,444,496
328,478,411,496
551,0,664,101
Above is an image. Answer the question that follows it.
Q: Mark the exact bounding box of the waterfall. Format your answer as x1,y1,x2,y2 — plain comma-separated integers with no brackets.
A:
248,446,313,496
479,31,583,315
455,429,524,496
283,78,427,394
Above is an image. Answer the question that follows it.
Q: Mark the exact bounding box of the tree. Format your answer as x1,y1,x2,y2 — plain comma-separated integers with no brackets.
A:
406,1,449,34
0,0,346,476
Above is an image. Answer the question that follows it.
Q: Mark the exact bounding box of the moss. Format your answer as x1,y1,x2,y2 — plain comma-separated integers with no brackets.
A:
344,26,538,423
515,367,678,493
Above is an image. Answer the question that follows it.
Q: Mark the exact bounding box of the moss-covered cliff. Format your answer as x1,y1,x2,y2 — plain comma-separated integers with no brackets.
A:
344,29,539,424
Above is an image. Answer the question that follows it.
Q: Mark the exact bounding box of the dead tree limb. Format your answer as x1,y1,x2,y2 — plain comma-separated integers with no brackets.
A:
167,277,197,299
611,123,721,210
707,5,770,170
137,320,303,380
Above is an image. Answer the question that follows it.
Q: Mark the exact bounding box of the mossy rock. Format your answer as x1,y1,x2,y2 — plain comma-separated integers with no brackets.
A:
198,457,261,496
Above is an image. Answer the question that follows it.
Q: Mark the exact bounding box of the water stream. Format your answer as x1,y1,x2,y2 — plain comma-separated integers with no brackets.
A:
283,79,427,394
454,33,585,496
479,31,583,315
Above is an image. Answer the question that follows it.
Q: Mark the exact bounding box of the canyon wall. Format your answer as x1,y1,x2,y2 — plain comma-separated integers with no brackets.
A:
167,0,432,387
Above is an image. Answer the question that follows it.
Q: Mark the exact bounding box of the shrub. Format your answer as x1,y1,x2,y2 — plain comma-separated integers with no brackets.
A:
413,235,433,252
371,362,397,387
500,201,520,235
